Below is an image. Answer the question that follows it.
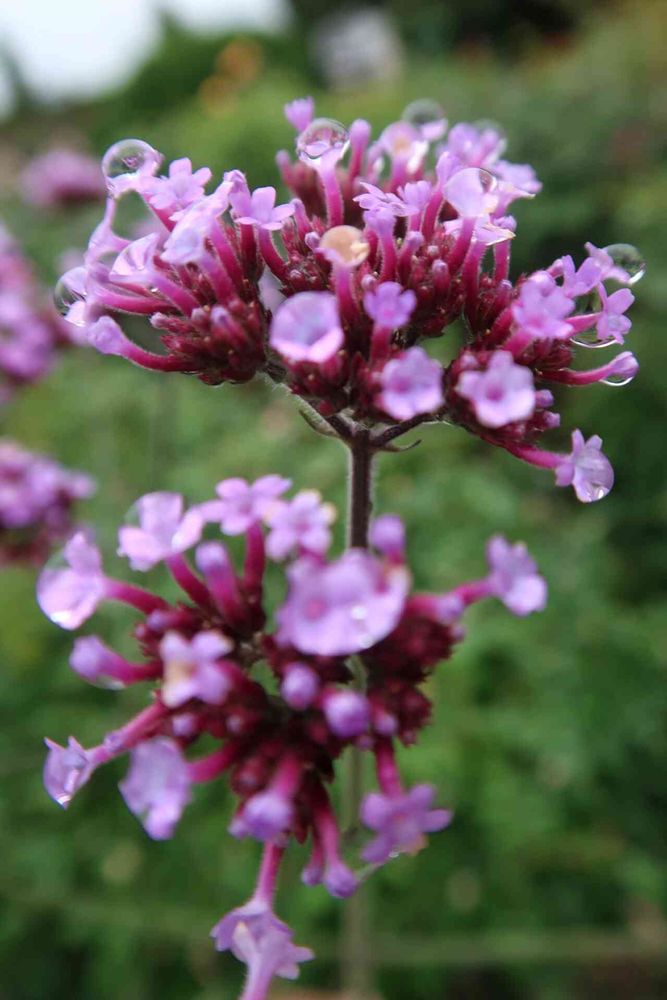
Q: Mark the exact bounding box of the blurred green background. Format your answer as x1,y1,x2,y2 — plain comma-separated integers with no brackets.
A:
1,0,666,996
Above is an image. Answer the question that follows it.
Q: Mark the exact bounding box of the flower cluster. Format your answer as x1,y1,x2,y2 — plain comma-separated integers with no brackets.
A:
0,223,80,405
20,148,107,209
39,476,546,996
59,100,642,502
0,439,95,565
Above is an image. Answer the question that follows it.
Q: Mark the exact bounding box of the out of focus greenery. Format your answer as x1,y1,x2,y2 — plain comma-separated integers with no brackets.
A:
1,1,666,997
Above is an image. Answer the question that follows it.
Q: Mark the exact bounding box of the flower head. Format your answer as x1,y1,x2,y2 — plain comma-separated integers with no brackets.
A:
361,784,452,864
159,630,233,707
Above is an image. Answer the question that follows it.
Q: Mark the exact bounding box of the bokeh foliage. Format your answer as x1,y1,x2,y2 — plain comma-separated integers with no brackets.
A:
1,2,666,996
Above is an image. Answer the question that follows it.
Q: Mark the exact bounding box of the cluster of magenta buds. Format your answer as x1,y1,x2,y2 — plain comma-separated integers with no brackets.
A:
56,96,644,501
38,476,546,996
0,439,95,566
0,223,82,406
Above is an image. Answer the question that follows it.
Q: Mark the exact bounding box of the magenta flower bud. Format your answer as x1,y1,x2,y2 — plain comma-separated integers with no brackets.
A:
87,316,131,356
456,351,536,428
70,636,127,689
370,514,405,562
269,292,344,364
324,859,359,899
360,784,452,864
555,429,614,503
37,532,107,629
378,347,444,421
43,736,95,807
281,663,320,710
230,790,294,842
119,737,192,840
284,96,315,133
485,535,547,616
602,351,639,385
117,492,203,571
323,690,370,739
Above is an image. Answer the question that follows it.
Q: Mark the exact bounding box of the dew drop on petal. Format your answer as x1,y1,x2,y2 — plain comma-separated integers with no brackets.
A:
101,140,162,191
571,330,617,350
54,275,84,317
296,118,349,167
402,99,444,127
603,243,646,285
600,372,634,387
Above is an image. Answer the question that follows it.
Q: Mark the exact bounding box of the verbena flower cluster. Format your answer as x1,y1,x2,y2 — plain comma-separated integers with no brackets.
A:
57,97,643,502
0,223,81,406
0,439,95,565
20,149,106,209
43,95,642,999
39,478,545,995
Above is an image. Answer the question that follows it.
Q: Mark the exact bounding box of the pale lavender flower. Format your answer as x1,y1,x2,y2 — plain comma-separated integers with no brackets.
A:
444,122,506,168
211,900,313,985
511,275,575,342
284,97,315,133
229,186,294,231
456,351,536,428
584,242,632,284
277,551,409,656
555,429,614,502
119,737,192,839
378,346,444,421
264,490,335,560
269,292,344,364
354,183,411,221
364,282,416,329
21,149,106,208
361,784,452,864
117,492,203,571
200,475,291,535
159,630,234,707
596,284,634,344
144,158,212,218
485,535,548,616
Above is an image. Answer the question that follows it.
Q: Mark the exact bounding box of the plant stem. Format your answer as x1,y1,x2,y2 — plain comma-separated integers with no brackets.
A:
342,426,375,999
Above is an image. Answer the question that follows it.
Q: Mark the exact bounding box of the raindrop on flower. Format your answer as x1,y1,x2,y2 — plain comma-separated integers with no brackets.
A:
478,169,497,193
101,139,161,190
600,371,635,387
571,329,617,350
603,243,646,285
402,99,444,128
296,118,350,168
54,275,84,318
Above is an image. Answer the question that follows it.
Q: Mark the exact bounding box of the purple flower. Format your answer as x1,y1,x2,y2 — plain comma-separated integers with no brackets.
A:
211,900,313,985
200,475,290,535
43,736,95,807
277,551,409,656
399,180,434,218
444,122,506,168
364,282,416,329
280,662,320,710
70,636,128,689
37,532,107,629
596,284,634,345
456,351,536,428
145,158,212,218
555,429,614,503
354,183,411,222
378,347,444,421
512,274,575,342
485,535,547,616
585,242,633,284
117,492,203,571
323,690,370,739
159,630,234,707
119,737,192,839
445,167,499,219
230,186,294,231
269,292,344,364
324,859,359,898
361,784,452,864
378,122,428,169
284,97,314,133
265,490,335,560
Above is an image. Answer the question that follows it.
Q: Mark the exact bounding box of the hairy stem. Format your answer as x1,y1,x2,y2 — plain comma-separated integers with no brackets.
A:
342,427,375,999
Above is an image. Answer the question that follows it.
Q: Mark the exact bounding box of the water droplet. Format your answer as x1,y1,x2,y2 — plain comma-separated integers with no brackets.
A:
296,118,349,168
603,243,646,285
54,272,84,318
101,139,161,193
478,168,497,193
571,330,616,350
600,372,634,387
403,99,444,127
